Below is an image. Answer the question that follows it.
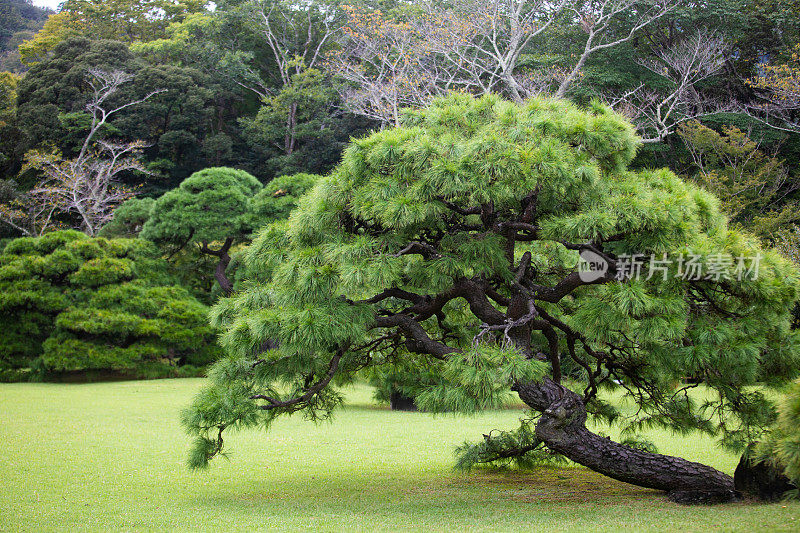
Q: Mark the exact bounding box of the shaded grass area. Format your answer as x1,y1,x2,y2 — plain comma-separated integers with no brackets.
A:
1,379,798,532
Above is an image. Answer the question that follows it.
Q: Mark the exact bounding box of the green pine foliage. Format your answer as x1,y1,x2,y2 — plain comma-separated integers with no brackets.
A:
754,378,800,498
0,230,220,381
454,416,567,471
98,197,155,238
138,167,319,299
140,167,263,248
183,94,800,469
249,172,321,223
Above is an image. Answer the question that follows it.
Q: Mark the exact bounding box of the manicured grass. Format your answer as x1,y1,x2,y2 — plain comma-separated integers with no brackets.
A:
1,379,798,532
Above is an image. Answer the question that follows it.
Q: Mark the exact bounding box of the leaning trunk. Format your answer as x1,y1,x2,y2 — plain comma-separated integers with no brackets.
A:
201,237,234,296
214,253,233,296
513,377,736,503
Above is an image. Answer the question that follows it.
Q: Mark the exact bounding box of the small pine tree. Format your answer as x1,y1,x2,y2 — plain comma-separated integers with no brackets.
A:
140,168,320,296
140,167,263,295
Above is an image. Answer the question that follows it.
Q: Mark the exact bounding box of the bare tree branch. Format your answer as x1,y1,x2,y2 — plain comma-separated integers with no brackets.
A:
608,29,732,142
1,69,160,236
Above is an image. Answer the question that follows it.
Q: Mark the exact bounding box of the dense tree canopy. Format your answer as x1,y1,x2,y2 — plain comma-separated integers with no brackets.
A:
0,230,219,381
11,37,247,190
0,0,48,71
139,167,321,297
184,94,799,502
140,167,262,294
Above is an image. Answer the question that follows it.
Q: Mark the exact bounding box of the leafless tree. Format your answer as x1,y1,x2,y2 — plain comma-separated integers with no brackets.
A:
609,29,732,142
332,0,686,126
420,0,570,103
330,7,438,126
0,187,61,237
248,0,340,91
23,140,150,236
331,0,568,126
554,0,681,97
0,69,162,236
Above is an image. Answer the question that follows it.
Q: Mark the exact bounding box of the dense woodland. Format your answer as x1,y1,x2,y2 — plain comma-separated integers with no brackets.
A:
2,0,800,502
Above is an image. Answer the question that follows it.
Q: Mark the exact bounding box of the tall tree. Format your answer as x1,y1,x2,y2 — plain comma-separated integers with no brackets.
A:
183,95,799,503
240,66,365,176
212,0,344,156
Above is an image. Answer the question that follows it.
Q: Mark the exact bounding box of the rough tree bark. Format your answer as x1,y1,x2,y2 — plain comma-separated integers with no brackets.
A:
368,236,738,503
502,261,735,502
514,377,736,503
200,237,234,296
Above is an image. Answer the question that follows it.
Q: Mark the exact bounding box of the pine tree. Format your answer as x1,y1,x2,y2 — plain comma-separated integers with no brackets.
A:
140,167,263,295
183,94,800,503
0,230,219,380
139,168,320,297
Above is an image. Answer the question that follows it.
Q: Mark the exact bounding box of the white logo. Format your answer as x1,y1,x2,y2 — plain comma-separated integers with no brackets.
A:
578,249,608,282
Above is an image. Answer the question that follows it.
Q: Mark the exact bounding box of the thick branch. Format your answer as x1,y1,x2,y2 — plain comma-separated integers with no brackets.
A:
374,314,459,358
250,347,345,410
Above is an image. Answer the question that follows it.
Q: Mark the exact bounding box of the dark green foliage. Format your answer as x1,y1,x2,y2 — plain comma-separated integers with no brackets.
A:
98,197,155,238
0,230,219,379
240,67,373,178
14,38,134,166
141,167,262,247
0,0,48,60
10,36,249,189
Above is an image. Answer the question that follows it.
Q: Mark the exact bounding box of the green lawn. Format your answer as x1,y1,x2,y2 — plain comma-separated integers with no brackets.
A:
1,379,798,532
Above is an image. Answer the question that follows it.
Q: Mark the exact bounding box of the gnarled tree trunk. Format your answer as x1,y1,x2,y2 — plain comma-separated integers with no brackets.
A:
200,237,234,296
514,377,736,503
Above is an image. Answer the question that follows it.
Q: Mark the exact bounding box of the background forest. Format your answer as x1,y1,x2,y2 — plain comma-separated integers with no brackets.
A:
1,0,800,380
